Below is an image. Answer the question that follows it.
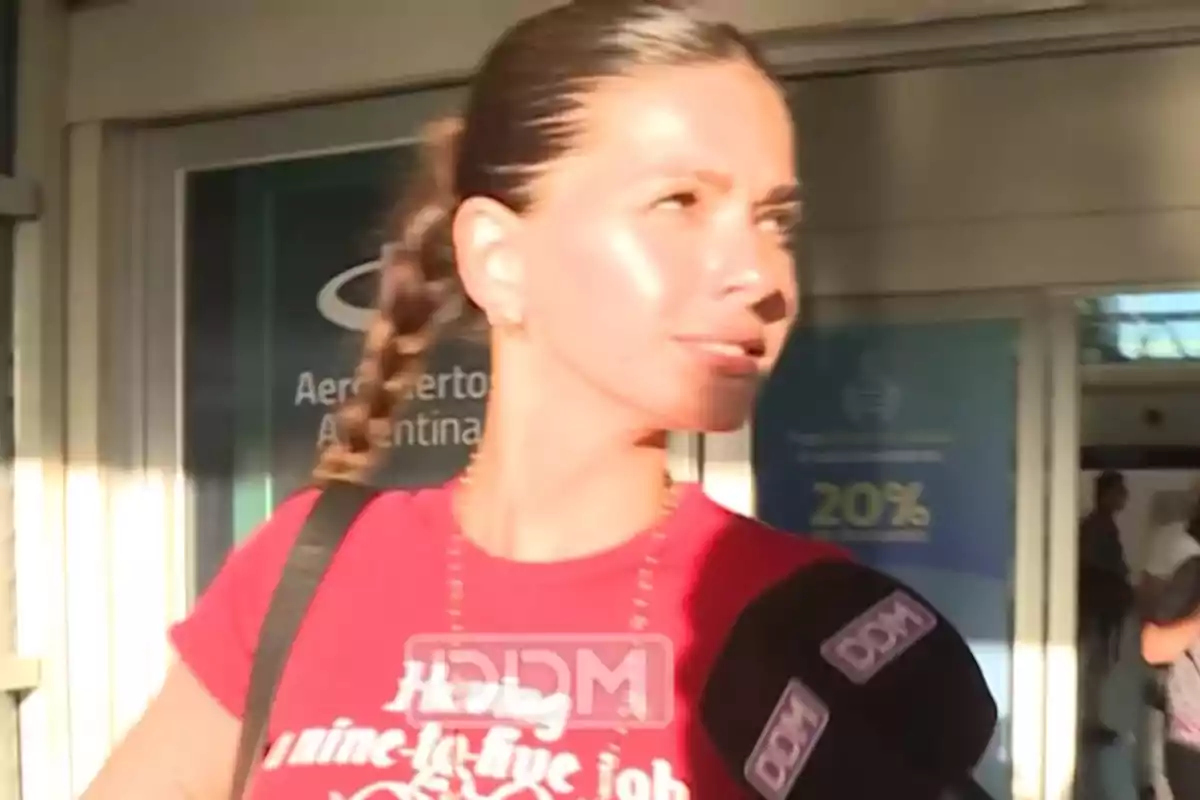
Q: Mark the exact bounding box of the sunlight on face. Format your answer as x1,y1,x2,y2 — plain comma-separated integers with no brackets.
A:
519,60,800,433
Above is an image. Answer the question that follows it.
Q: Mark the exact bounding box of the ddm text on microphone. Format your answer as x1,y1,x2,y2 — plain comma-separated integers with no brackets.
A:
820,591,938,684
745,678,830,800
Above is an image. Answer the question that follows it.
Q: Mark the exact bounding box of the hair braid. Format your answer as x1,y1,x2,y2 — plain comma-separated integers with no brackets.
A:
313,117,476,483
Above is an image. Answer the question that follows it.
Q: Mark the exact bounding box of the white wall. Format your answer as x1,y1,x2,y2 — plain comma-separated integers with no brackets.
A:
62,2,1200,297
793,44,1200,295
1082,384,1200,446
63,0,1087,123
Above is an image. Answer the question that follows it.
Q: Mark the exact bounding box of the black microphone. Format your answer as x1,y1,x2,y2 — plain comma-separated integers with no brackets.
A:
700,559,997,799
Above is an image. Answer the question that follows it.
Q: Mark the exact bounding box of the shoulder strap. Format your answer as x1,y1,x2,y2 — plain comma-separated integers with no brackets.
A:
228,481,381,800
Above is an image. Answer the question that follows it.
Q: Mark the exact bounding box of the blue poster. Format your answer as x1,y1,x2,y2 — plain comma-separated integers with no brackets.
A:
753,319,1017,798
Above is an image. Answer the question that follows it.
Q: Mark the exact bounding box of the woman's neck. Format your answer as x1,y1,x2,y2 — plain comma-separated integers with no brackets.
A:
454,357,673,563
457,443,671,562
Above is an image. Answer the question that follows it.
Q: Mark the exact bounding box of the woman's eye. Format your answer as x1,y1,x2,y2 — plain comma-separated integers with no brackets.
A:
655,191,701,212
758,207,800,239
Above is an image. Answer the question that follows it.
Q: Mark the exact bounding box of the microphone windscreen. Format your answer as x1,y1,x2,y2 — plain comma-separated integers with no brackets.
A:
701,559,996,798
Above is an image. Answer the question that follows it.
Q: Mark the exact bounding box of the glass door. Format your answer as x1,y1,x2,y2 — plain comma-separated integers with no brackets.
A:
134,90,465,610
183,144,490,589
703,291,1051,800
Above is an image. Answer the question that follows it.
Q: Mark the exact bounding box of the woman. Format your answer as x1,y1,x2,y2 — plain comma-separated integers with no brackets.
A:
1142,483,1200,797
82,2,844,797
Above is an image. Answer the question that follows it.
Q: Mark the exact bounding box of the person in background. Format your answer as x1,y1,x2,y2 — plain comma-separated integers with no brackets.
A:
1138,647,1171,800
1080,469,1133,745
1141,483,1200,799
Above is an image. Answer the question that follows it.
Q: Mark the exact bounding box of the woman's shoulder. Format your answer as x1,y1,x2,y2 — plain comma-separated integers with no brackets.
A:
210,483,454,603
729,514,850,573
169,483,452,717
236,482,451,563
672,493,852,668
683,489,850,586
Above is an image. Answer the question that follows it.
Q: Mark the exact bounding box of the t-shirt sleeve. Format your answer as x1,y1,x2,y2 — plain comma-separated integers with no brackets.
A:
168,489,321,719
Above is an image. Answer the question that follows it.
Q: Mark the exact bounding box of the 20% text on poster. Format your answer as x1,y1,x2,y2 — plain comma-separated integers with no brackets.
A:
809,481,931,540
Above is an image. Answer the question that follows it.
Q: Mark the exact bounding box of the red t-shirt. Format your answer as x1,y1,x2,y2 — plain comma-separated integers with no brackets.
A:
171,482,844,799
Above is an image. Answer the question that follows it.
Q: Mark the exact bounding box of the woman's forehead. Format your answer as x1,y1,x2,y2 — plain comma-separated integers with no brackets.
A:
538,62,795,200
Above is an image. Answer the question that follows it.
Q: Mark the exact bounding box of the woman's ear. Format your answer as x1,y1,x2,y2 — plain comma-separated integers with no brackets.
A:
452,196,526,328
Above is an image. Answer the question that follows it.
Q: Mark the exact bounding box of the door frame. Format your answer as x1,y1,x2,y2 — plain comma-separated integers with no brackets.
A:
703,290,1051,800
1040,281,1200,800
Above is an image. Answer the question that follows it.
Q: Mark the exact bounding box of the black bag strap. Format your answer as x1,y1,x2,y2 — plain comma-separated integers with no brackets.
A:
228,481,381,800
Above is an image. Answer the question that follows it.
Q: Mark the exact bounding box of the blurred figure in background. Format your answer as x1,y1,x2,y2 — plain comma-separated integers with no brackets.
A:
1080,469,1133,745
1140,482,1200,799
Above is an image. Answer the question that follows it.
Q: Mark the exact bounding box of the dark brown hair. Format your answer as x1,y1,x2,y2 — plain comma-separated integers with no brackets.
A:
313,0,774,482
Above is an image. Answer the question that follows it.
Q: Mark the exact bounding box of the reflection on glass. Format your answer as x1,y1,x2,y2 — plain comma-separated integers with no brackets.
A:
1080,292,1200,363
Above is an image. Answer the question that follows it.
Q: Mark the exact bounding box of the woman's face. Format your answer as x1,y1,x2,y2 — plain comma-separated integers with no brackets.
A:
516,59,799,433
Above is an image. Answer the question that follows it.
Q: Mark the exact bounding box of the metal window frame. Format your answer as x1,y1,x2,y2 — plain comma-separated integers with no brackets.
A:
10,0,67,797
7,0,52,697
